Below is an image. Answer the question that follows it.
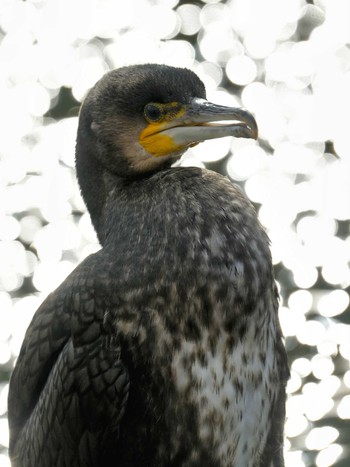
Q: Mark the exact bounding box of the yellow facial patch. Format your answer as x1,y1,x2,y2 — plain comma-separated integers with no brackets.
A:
139,102,186,157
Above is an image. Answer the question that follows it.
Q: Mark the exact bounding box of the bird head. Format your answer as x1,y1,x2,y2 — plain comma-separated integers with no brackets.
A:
77,64,258,177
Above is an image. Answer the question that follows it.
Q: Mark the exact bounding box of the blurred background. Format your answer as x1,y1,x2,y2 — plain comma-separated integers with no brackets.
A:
0,0,349,465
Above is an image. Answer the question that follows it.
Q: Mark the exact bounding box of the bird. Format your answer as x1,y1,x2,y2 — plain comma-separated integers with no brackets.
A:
8,64,289,467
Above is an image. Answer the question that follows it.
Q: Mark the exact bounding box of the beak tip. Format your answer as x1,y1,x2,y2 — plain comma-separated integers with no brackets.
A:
248,114,258,140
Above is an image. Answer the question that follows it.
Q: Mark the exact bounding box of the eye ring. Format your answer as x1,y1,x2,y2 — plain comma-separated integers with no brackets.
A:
144,103,164,123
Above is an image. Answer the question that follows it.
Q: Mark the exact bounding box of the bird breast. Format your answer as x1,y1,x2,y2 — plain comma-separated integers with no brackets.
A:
169,300,279,466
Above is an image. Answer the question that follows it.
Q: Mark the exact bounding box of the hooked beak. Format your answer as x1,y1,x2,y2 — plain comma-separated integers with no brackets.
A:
139,98,258,158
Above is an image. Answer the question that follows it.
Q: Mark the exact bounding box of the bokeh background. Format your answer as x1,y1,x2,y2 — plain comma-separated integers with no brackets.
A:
0,0,349,465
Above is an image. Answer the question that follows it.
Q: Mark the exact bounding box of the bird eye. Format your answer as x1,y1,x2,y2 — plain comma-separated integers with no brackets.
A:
144,103,164,123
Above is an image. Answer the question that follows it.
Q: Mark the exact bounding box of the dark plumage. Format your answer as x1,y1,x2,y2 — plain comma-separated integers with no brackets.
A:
8,64,289,467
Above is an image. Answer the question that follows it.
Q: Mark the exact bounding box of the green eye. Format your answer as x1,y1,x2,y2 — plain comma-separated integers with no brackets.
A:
144,103,164,123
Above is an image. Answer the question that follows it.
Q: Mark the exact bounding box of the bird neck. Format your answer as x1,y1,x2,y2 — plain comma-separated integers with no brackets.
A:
75,148,107,244
75,108,119,245
75,132,151,246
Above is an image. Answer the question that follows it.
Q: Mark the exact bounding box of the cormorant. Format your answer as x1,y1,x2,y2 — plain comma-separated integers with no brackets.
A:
8,64,289,467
